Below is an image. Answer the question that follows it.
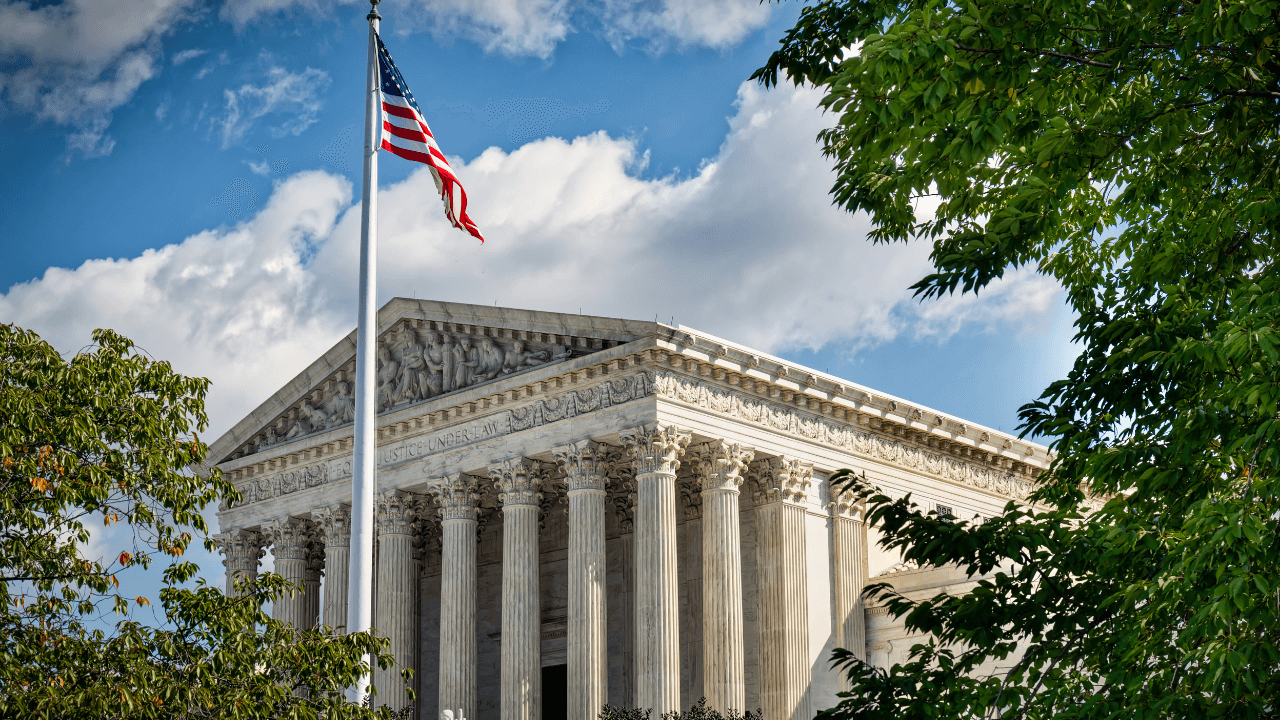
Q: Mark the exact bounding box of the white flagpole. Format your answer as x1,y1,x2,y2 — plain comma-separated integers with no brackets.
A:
348,0,380,706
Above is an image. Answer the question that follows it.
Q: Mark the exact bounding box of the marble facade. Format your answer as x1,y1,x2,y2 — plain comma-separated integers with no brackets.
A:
209,299,1053,720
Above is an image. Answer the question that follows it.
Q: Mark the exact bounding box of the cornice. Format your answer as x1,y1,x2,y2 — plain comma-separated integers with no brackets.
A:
651,370,1046,506
213,329,1064,515
649,334,1053,468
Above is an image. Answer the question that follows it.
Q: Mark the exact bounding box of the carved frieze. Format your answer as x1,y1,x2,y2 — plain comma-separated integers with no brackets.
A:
508,373,653,431
651,371,1040,504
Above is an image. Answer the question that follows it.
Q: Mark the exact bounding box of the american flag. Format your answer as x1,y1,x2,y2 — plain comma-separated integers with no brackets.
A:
376,33,483,243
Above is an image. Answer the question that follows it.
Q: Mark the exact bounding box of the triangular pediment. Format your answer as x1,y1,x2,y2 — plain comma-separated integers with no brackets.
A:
208,299,657,465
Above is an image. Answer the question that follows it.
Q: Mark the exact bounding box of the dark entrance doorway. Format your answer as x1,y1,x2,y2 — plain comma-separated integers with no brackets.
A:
542,664,567,720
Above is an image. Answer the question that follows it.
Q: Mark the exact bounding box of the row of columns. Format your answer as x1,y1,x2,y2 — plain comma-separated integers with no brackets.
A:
217,422,869,720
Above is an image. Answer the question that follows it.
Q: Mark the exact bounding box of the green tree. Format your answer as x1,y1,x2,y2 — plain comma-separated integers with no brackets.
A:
0,324,408,719
756,0,1280,717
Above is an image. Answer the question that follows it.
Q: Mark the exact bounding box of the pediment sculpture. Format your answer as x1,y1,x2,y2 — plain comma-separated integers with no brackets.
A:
238,321,584,459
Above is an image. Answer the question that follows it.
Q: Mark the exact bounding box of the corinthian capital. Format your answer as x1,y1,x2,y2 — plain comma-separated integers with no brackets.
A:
311,504,353,548
552,439,609,493
749,456,813,507
427,473,483,522
829,488,866,522
214,527,266,574
620,423,691,476
489,458,544,508
375,490,419,536
263,517,313,560
691,440,755,493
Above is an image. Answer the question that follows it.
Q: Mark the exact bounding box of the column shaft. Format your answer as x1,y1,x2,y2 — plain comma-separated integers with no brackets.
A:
695,441,753,714
493,459,543,720
431,473,481,720
555,439,610,720
313,504,353,632
265,517,312,629
373,491,419,712
702,488,745,710
832,498,869,682
752,458,814,720
623,424,690,716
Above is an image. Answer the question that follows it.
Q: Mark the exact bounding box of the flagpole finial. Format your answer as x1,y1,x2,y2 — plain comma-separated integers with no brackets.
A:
367,0,380,21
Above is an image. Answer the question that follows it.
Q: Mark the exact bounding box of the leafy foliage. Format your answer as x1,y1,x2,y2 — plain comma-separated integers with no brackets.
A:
600,697,763,720
757,0,1280,717
0,325,406,719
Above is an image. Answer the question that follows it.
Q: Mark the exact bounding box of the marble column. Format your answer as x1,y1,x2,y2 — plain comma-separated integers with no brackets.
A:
831,489,869,683
428,473,482,720
751,458,813,720
621,423,691,716
214,528,265,597
312,504,353,632
491,458,545,720
373,490,420,711
264,517,312,628
692,441,754,714
554,440,610,720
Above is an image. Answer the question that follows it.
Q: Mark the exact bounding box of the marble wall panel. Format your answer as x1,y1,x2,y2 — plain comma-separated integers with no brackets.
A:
419,571,442,720
606,532,634,708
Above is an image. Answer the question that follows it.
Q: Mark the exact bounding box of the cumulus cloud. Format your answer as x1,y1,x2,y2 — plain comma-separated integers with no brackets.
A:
1,81,1060,443
0,0,197,158
213,55,331,148
221,0,769,58
593,0,772,52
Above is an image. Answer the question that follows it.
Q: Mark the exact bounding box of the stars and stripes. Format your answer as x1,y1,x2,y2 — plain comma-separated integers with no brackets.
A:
375,33,483,242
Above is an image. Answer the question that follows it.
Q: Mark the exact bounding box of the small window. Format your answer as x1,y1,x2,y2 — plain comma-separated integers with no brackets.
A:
937,505,954,522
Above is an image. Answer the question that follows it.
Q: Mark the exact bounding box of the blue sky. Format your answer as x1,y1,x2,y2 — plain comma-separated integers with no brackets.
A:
1,0,1075,597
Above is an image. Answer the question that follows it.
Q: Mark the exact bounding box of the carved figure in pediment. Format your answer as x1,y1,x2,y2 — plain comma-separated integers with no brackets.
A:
376,346,400,411
285,402,326,440
421,331,445,397
454,336,479,389
440,334,458,393
476,338,504,381
502,340,550,375
549,344,572,361
394,328,428,405
256,426,279,451
325,381,355,427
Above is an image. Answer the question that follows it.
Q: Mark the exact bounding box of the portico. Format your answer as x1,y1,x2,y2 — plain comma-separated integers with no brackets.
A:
210,299,1052,720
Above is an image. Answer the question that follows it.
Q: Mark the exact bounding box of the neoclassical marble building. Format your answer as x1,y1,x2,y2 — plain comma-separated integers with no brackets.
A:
209,300,1051,720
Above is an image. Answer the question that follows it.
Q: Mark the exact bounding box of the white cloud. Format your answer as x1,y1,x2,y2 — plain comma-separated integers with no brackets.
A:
0,0,197,158
1,81,1061,444
172,47,207,65
594,0,772,52
220,0,769,58
213,55,330,149
247,160,272,176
